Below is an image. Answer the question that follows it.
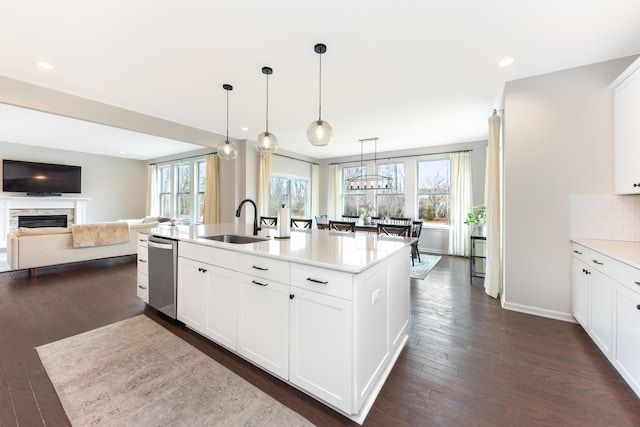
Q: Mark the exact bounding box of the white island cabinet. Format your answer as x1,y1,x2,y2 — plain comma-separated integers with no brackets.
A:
136,233,149,303
142,223,413,424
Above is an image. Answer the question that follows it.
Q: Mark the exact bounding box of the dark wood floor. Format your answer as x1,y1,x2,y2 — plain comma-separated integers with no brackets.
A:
0,255,638,426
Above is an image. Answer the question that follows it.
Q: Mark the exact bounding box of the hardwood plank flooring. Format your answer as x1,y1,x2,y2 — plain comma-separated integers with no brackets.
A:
0,255,638,426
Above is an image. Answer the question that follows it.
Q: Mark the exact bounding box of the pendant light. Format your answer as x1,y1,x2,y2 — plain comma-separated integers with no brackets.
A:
256,66,278,154
217,84,237,160
307,43,333,146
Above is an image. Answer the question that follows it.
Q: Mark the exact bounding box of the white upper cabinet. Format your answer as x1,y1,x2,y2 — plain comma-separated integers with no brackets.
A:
612,57,640,194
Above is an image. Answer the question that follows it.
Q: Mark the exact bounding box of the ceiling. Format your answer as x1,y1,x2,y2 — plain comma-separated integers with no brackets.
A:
1,0,640,161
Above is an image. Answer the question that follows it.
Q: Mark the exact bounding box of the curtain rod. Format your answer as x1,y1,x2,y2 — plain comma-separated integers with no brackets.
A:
273,152,319,166
327,149,472,166
150,152,216,165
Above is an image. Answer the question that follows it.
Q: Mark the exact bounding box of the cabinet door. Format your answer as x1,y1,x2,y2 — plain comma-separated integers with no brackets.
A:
290,287,353,413
204,265,238,351
614,66,640,194
614,284,640,397
571,258,590,329
177,257,208,334
237,273,289,379
589,269,614,359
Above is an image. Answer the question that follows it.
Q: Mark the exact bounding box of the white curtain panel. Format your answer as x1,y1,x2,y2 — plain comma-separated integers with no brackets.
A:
145,164,158,216
484,113,502,298
310,164,319,220
204,154,220,224
328,164,342,220
448,152,473,256
257,152,271,216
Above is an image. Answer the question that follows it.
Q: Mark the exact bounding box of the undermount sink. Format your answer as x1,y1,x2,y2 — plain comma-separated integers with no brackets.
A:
201,234,267,244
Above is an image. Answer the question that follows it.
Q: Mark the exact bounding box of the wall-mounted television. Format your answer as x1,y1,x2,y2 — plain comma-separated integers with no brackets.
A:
2,159,82,195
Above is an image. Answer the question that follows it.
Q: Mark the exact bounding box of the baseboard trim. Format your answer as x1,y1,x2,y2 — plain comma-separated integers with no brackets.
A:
502,301,576,323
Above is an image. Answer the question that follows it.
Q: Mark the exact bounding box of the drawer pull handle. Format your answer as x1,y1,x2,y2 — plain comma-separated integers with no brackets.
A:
592,260,604,265
637,304,640,310
139,259,147,263
138,285,147,290
139,238,146,242
635,282,640,286
573,250,583,254
307,277,328,285
198,267,207,273
251,280,268,287
252,266,269,271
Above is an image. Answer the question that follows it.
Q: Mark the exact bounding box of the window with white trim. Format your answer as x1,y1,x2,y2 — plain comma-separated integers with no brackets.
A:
156,157,206,224
417,159,450,226
269,175,309,218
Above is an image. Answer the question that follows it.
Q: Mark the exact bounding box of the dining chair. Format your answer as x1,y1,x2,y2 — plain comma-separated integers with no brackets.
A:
314,214,328,229
377,223,411,237
260,216,278,227
410,221,423,266
342,215,359,222
370,216,382,224
389,217,411,225
329,220,356,232
291,218,313,229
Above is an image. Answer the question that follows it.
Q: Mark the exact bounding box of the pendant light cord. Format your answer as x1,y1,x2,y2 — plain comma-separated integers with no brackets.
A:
318,53,322,121
226,88,229,142
265,73,270,134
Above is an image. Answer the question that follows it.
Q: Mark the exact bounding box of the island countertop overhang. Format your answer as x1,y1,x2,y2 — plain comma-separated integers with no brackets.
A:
142,223,414,274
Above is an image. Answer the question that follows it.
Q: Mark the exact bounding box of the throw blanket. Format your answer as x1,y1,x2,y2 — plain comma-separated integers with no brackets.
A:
70,223,130,248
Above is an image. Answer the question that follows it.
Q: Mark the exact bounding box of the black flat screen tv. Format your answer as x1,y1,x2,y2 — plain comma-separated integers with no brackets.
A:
2,159,82,195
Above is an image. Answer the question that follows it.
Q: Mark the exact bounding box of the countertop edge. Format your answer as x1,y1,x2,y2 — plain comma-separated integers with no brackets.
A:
571,238,640,270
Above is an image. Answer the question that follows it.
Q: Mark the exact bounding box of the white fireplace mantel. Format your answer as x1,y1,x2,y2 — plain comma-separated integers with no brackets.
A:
0,196,90,249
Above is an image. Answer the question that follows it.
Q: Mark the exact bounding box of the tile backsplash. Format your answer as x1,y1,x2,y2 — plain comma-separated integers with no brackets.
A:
570,194,640,242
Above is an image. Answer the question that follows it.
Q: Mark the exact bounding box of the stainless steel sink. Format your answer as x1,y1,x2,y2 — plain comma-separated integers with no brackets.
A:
200,234,267,244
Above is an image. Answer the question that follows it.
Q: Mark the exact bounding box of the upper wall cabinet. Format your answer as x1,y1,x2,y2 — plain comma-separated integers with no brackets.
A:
612,57,640,194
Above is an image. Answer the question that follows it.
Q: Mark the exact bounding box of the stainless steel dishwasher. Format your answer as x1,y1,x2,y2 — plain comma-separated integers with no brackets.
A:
147,235,178,319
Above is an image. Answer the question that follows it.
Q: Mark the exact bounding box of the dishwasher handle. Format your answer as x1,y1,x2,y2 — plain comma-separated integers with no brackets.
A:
148,241,175,250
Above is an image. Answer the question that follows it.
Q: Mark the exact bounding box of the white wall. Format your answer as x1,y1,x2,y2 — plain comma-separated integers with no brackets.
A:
502,56,637,321
0,140,147,222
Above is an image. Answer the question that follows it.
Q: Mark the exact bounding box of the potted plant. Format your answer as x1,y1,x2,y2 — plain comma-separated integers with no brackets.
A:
360,201,374,225
464,205,487,233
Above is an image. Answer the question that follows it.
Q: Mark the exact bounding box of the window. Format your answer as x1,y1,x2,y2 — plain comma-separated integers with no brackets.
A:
417,159,450,226
270,175,309,218
156,157,206,224
342,166,365,216
376,163,405,217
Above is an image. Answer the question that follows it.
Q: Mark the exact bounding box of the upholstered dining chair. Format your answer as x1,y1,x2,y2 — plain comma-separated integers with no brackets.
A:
328,220,356,232
259,216,278,227
411,221,423,266
377,223,411,237
291,218,313,229
314,214,328,229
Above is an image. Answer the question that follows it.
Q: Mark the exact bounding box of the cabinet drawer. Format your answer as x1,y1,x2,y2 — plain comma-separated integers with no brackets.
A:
571,243,597,264
137,246,149,275
611,260,640,295
237,254,289,283
137,271,149,303
179,241,238,270
137,233,149,247
291,263,352,300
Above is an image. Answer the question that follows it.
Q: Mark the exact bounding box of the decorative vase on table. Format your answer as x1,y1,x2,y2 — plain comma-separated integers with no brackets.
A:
364,216,372,225
476,224,486,235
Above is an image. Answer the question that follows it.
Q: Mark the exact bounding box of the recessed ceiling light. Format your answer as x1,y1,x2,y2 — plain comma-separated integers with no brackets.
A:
499,57,514,67
37,61,54,70
241,126,248,131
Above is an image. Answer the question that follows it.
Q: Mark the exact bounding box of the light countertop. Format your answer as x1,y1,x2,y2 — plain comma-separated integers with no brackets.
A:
572,238,640,270
142,223,414,273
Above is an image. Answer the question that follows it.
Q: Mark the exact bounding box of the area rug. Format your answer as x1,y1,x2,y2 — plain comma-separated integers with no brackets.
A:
410,254,442,280
36,315,313,426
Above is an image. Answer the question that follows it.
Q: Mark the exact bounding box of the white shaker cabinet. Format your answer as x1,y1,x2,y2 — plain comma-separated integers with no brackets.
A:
237,272,290,380
289,267,353,413
612,56,640,194
588,269,614,359
614,283,640,396
136,234,149,303
177,257,208,333
571,256,590,330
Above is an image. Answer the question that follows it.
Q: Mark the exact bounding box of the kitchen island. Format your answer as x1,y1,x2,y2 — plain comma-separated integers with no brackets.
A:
139,223,413,424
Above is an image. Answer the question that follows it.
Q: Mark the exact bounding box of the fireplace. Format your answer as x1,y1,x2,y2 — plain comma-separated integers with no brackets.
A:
18,215,68,228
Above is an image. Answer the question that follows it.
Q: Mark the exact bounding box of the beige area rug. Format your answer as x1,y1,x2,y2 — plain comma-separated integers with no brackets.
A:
410,254,442,280
36,315,313,426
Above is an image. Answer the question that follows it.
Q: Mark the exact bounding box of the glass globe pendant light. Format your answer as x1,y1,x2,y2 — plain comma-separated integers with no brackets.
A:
217,84,237,160
307,43,333,146
256,66,278,154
